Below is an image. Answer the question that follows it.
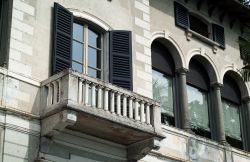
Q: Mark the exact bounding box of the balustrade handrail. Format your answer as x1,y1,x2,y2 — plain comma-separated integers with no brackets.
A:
41,69,160,107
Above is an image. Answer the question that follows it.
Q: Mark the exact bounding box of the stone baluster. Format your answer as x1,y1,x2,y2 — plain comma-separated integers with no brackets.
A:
135,99,140,121
58,79,61,102
122,95,127,117
129,97,133,119
110,90,115,113
78,78,83,103
140,101,145,123
52,81,58,104
97,86,103,109
104,88,109,111
47,83,53,106
84,81,90,105
116,92,121,115
146,104,150,124
91,83,96,107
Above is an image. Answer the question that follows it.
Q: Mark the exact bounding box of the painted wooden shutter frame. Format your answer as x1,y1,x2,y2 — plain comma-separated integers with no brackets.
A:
110,30,133,90
52,2,73,74
174,1,189,29
212,24,225,49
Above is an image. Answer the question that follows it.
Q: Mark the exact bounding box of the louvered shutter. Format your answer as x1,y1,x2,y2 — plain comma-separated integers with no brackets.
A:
239,37,248,59
212,24,225,48
110,31,133,90
174,2,189,29
52,3,73,74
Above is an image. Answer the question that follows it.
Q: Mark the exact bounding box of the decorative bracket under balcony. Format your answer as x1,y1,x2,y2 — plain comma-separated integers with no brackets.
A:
41,109,77,137
127,137,161,161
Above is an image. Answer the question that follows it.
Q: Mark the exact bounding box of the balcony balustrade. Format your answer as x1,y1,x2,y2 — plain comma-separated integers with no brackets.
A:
40,69,163,146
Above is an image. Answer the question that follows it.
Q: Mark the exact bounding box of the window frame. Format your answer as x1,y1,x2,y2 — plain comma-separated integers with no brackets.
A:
189,13,211,39
186,59,212,139
151,41,177,127
152,67,175,126
174,2,225,49
222,98,244,149
72,19,105,79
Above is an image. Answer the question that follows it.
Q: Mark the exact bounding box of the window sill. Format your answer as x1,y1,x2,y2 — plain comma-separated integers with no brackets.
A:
185,29,221,54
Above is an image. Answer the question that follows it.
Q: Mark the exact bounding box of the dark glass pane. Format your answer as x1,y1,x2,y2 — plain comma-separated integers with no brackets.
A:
88,68,101,78
88,28,101,48
189,15,209,38
88,47,101,68
73,23,84,42
72,62,83,73
72,41,83,62
152,69,174,117
223,100,241,140
187,85,209,131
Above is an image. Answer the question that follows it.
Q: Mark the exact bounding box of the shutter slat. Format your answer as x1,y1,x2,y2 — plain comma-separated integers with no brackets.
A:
174,2,189,29
52,3,73,74
212,24,225,48
110,30,133,90
239,37,248,59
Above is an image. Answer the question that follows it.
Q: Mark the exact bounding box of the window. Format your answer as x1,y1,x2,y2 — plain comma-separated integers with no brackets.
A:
152,69,174,125
239,37,249,59
174,2,225,48
151,41,176,126
52,3,133,90
187,59,211,138
189,14,209,38
221,74,243,149
72,22,102,78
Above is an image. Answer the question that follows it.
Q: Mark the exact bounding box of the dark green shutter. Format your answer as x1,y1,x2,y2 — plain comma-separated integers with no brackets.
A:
174,2,189,29
110,31,133,90
212,24,225,48
52,3,73,74
239,37,248,59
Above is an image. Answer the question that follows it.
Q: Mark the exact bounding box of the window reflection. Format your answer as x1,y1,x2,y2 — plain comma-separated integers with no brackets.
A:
73,23,84,42
152,69,174,117
187,85,209,130
88,28,101,48
222,100,241,140
72,41,83,62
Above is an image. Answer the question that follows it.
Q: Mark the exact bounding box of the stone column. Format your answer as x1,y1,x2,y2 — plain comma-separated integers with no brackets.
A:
243,97,250,151
176,68,191,131
211,83,226,144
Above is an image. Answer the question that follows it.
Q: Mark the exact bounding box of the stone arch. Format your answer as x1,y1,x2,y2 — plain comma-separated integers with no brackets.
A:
187,48,220,85
71,10,112,31
150,31,186,70
221,66,250,99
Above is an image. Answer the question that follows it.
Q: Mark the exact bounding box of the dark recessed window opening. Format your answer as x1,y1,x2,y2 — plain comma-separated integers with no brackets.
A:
187,59,211,139
221,74,243,150
189,15,209,38
151,41,176,127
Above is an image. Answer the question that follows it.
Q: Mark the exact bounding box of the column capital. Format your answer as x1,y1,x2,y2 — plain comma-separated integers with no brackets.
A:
210,82,223,88
176,67,189,74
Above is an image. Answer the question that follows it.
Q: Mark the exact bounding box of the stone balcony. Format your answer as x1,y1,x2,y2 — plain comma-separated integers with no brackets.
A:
40,69,163,149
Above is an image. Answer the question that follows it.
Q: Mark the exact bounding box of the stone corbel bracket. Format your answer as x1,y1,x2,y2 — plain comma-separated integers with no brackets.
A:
127,137,161,161
41,110,77,137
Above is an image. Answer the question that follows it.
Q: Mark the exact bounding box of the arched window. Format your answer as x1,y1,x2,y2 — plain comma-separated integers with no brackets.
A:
187,59,211,138
151,41,175,126
221,74,243,149
72,21,103,79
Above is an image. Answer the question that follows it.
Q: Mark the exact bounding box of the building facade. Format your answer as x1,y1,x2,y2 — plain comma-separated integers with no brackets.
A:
0,0,250,161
